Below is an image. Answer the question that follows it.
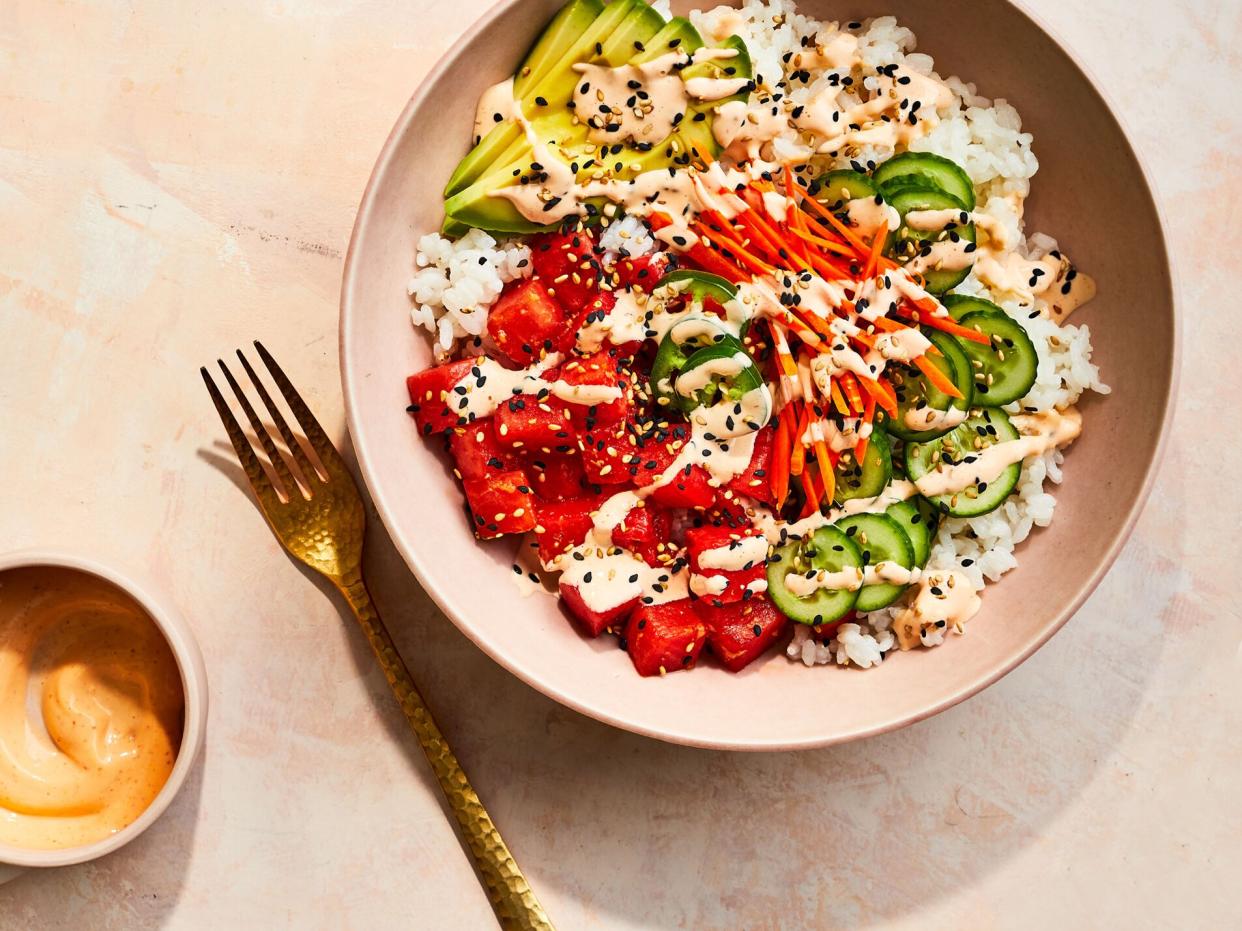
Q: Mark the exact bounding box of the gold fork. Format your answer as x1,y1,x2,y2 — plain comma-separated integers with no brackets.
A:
202,341,552,931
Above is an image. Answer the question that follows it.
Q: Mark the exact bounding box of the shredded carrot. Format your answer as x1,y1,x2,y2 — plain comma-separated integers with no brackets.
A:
914,354,965,399
861,227,886,281
796,189,873,255
829,378,851,416
859,375,899,418
649,214,746,281
789,224,856,258
812,438,836,500
739,189,813,271
798,467,820,519
789,404,809,476
693,222,775,277
854,434,869,466
902,296,991,344
840,372,865,413
771,408,792,506
854,392,877,463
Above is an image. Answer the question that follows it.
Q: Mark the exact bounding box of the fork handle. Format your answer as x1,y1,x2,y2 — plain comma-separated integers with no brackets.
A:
337,573,553,931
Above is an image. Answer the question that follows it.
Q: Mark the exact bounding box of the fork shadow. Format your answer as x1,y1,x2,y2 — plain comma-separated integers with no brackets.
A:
195,440,442,793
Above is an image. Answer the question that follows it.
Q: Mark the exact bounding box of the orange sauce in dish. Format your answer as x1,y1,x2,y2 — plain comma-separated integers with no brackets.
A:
0,566,184,850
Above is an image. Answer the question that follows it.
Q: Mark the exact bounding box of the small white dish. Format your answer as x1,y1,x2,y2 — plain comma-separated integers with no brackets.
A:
0,549,208,883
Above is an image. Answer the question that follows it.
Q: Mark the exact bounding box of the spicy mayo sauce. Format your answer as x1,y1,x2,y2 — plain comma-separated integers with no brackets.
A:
0,566,184,850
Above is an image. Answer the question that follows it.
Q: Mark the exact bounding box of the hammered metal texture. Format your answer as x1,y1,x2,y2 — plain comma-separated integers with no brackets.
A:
203,345,553,930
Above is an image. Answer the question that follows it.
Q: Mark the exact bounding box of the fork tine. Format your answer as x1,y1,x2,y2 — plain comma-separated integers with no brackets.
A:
253,341,346,471
201,366,282,508
217,358,301,499
236,349,323,484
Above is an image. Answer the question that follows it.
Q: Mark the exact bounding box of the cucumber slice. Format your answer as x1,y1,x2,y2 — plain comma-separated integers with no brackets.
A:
835,513,915,612
955,310,1038,405
514,0,606,99
874,152,976,211
884,499,932,567
887,328,973,442
905,408,1022,517
767,526,863,625
887,187,976,294
942,293,1003,322
916,491,941,535
833,424,892,504
813,170,878,210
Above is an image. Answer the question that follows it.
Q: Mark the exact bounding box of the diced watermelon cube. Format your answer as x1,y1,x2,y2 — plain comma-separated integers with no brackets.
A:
534,496,600,564
612,504,671,568
613,252,672,292
447,419,512,480
405,358,477,435
726,425,776,506
578,421,631,485
571,292,645,358
624,599,707,676
685,523,767,607
529,230,600,313
559,582,638,638
648,462,717,510
554,349,631,429
494,395,576,452
523,452,590,502
487,279,569,365
697,594,788,672
461,469,536,540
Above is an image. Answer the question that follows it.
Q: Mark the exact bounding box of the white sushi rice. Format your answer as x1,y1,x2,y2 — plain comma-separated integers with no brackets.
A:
597,214,657,259
408,229,531,357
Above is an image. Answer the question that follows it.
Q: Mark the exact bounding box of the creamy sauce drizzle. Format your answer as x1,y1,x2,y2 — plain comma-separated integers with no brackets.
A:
696,535,769,571
903,404,967,432
891,570,980,649
450,353,622,421
546,419,758,615
473,77,518,143
913,407,1082,498
785,560,921,597
712,61,954,164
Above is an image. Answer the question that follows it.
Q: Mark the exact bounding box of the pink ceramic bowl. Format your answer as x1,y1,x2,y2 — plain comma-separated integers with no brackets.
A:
340,0,1176,749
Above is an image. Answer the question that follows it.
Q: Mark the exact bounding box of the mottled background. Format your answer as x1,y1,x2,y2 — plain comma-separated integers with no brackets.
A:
1,0,1238,928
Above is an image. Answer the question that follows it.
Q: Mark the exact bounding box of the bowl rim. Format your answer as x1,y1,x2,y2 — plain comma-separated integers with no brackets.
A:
339,0,1179,750
0,549,210,867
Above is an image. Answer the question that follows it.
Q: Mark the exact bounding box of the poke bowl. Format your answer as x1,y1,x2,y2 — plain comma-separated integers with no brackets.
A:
340,0,1175,749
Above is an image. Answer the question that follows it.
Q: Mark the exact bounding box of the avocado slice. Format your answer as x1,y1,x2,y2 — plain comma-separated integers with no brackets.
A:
514,0,605,99
448,0,663,200
447,3,684,216
445,0,638,198
443,3,754,234
675,34,752,162
446,0,669,232
634,17,704,63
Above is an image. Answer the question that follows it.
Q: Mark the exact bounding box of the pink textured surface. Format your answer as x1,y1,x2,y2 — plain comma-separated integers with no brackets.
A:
0,0,1238,927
